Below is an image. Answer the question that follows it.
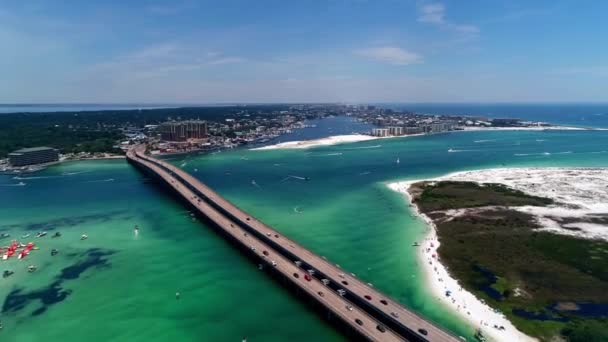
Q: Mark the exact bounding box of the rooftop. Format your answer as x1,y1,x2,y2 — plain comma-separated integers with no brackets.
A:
10,146,56,154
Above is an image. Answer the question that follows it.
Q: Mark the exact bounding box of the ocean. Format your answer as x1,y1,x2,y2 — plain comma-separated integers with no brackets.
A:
1,116,607,341
379,103,608,128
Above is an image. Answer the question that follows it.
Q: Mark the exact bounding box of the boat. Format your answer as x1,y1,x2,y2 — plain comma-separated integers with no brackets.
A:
396,157,400,164
18,242,35,259
21,233,31,239
36,231,47,238
412,242,420,247
448,148,455,152
3,241,18,259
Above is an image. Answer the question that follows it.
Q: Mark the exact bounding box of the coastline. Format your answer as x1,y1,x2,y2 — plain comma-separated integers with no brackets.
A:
388,166,608,341
387,180,536,342
249,134,378,150
250,125,602,151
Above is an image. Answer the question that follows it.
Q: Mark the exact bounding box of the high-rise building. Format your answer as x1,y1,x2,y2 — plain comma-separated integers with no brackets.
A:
372,128,389,137
160,120,208,141
8,147,59,166
388,126,404,136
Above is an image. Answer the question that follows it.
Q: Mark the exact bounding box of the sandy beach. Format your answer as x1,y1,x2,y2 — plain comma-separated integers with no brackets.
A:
250,134,378,150
251,124,603,151
388,167,608,341
461,125,590,131
388,181,535,342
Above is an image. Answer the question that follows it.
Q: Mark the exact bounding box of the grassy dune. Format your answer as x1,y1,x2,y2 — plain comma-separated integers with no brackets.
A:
411,181,608,341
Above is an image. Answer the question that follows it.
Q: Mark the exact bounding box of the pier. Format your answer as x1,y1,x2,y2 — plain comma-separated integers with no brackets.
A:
127,146,460,342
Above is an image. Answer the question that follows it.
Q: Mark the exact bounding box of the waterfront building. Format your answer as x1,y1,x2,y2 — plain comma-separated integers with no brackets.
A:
388,126,404,136
372,128,389,137
160,120,208,141
8,147,59,166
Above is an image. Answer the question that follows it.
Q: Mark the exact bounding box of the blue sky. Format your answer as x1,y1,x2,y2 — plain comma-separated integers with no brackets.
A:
0,0,606,103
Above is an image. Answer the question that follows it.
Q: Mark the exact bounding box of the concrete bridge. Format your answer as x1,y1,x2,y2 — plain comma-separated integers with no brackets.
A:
127,147,461,342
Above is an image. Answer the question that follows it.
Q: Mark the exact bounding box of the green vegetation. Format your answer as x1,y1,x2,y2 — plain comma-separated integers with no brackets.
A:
412,181,553,212
411,181,608,341
0,105,291,157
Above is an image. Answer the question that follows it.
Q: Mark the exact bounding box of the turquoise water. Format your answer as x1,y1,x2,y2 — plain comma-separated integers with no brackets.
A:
1,129,608,341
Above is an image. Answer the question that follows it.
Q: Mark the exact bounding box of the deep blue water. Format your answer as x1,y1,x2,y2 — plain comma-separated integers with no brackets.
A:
379,103,608,128
264,116,374,145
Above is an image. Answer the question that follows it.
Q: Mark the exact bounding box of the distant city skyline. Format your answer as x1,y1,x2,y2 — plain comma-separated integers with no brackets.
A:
1,0,607,103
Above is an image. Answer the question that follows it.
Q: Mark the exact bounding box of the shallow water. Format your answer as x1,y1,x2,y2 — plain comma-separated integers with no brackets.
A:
1,129,608,341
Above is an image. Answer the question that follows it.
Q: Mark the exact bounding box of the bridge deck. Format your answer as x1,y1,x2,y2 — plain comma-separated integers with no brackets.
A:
128,147,460,342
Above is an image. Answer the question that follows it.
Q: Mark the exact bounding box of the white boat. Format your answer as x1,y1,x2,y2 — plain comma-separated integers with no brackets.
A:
448,148,455,152
396,157,400,164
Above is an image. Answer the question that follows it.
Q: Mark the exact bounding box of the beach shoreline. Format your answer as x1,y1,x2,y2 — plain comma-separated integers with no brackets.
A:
387,180,536,342
250,125,602,151
388,166,608,341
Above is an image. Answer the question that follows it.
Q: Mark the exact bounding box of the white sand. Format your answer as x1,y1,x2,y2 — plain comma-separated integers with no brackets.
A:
388,167,608,341
433,168,608,241
388,181,535,342
461,125,590,132
251,124,605,151
250,134,377,150
250,133,425,150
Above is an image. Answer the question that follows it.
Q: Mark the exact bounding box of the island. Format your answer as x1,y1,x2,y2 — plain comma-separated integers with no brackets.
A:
389,168,608,342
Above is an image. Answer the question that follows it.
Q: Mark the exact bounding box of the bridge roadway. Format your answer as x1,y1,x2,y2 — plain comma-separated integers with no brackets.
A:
128,147,461,342
127,149,403,341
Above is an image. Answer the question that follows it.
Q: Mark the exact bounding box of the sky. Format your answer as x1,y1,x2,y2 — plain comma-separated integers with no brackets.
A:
0,0,607,103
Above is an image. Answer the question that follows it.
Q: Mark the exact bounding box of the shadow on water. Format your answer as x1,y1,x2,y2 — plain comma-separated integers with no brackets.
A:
0,211,128,232
2,248,115,317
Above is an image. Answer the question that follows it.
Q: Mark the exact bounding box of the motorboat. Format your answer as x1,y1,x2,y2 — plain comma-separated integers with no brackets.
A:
36,231,47,238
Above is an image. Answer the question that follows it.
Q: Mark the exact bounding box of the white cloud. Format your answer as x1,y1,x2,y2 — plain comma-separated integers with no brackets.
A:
418,2,479,37
355,47,422,65
83,44,245,81
418,3,446,24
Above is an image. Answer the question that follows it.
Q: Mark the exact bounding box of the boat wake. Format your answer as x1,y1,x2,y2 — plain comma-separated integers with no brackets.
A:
515,151,573,156
339,144,382,150
85,178,115,183
311,152,343,157
1,182,26,187
13,175,57,180
62,170,91,176
448,149,477,153
473,139,495,143
280,175,309,183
